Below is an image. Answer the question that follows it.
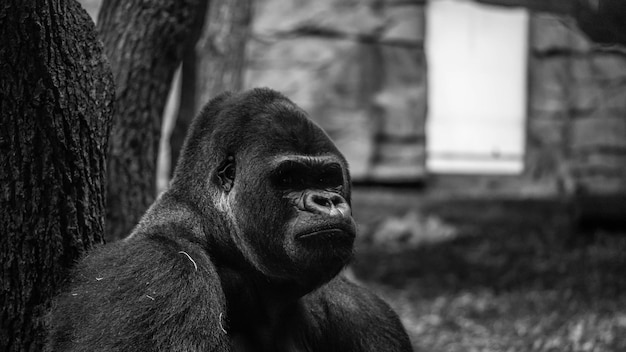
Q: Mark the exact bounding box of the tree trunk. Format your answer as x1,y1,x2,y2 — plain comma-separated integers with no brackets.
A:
169,1,210,177
169,0,253,173
0,1,114,350
196,0,253,110
98,0,206,242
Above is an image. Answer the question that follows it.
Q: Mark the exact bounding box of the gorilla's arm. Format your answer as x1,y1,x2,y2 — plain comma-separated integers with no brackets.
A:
284,276,413,352
46,233,230,352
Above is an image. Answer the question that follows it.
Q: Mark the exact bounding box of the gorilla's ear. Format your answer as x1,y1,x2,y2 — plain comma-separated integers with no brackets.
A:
216,155,236,192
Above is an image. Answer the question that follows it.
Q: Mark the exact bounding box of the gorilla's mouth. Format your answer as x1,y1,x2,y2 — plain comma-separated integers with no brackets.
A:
295,225,355,242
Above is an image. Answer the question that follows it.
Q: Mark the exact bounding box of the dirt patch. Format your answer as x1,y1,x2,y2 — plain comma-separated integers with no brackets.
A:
351,187,626,352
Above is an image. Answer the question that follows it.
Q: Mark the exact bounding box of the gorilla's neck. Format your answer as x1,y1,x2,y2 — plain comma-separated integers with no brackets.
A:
215,265,300,333
206,231,307,328
204,230,311,337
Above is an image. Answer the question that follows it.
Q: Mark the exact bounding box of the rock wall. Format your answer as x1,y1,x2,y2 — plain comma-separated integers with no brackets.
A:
244,0,428,182
526,13,626,195
77,0,626,194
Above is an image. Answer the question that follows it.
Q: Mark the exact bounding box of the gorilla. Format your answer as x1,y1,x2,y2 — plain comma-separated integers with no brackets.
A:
46,88,413,352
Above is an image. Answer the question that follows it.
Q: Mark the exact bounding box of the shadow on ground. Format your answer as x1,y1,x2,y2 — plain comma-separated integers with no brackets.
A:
350,187,626,352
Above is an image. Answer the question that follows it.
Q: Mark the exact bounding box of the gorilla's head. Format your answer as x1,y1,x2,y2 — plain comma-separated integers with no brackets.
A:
171,88,356,292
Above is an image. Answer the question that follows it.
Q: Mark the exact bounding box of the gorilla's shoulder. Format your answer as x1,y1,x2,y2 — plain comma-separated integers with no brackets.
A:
75,232,219,285
48,234,228,351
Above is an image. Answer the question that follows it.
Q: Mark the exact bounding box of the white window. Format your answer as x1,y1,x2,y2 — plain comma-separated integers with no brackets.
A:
426,0,529,174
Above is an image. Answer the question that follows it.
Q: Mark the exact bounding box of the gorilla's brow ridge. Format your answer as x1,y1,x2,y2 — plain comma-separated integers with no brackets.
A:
271,154,344,168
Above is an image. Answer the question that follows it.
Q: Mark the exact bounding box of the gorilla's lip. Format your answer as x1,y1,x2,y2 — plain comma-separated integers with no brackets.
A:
295,224,355,241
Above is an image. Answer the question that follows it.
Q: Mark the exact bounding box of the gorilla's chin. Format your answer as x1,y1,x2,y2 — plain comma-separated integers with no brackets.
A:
292,259,352,295
292,226,355,267
294,243,353,285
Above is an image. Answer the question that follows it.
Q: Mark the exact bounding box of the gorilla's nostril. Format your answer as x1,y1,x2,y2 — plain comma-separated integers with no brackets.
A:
312,195,332,208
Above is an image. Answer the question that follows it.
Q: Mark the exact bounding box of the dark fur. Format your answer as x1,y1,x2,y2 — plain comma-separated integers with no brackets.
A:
46,88,413,352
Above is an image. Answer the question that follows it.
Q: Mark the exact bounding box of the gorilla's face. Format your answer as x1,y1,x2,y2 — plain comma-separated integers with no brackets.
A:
231,150,356,289
205,89,356,290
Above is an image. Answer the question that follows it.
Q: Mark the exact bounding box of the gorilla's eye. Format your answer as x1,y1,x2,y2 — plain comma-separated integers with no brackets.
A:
272,160,344,191
277,173,301,189
281,176,293,186
273,165,305,190
216,156,236,191
317,166,344,189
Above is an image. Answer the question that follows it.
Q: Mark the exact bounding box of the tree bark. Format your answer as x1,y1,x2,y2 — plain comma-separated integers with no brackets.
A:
0,1,114,350
98,0,206,241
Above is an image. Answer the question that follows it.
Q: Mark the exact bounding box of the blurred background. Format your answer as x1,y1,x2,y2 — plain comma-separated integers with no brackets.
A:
79,0,626,350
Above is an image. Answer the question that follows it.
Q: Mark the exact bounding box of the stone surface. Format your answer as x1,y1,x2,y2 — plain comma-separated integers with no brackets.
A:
245,0,427,181
591,53,626,80
527,114,566,147
380,5,426,43
570,114,626,193
571,116,626,150
370,144,427,180
525,114,566,181
246,37,341,69
526,12,626,196
569,80,601,113
571,151,626,172
530,14,591,53
78,0,626,195
528,57,570,113
573,174,626,194
253,0,385,37
244,36,361,111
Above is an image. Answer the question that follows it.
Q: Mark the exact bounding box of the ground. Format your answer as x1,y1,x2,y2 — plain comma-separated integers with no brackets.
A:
350,187,626,352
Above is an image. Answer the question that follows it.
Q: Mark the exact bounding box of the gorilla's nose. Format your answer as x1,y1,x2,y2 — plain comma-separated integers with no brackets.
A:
304,191,350,217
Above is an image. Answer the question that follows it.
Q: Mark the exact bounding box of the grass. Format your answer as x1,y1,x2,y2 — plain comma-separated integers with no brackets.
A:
350,189,626,352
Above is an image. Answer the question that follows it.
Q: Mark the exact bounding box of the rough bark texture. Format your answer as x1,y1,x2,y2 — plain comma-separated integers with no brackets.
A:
98,0,205,242
0,1,114,351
